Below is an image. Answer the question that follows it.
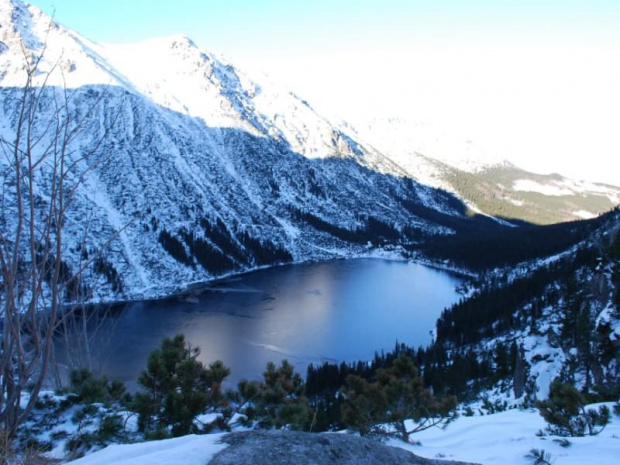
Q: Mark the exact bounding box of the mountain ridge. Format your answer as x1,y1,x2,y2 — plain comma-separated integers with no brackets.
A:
1,0,617,304
0,0,465,303
354,117,620,224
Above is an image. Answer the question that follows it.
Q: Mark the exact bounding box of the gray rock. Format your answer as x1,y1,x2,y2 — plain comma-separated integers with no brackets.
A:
208,430,479,465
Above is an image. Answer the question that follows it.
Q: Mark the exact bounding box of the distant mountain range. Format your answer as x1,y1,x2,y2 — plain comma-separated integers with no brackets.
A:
354,118,620,224
1,0,618,302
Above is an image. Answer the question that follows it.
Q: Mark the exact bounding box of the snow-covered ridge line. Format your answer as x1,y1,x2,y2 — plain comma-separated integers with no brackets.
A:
1,0,616,305
352,116,620,224
0,0,462,304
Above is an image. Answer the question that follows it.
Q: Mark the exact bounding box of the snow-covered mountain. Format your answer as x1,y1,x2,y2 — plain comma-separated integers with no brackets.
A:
430,207,620,404
352,117,508,176
0,0,466,302
354,118,620,224
2,0,617,303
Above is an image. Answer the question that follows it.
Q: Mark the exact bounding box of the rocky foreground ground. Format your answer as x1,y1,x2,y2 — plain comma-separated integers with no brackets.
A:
209,430,479,465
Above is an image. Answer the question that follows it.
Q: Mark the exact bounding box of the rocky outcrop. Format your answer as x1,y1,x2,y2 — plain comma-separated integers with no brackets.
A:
209,430,479,465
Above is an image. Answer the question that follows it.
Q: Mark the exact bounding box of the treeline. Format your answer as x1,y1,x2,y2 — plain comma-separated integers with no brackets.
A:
131,337,457,438
418,211,609,271
308,222,620,417
434,247,597,347
290,208,401,245
157,216,292,275
305,339,521,430
34,335,458,458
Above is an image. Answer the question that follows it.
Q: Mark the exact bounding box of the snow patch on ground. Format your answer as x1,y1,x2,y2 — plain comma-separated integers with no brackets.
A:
69,433,228,465
67,405,620,465
573,210,596,220
513,179,575,196
522,335,565,399
392,405,620,465
273,216,300,239
514,178,620,201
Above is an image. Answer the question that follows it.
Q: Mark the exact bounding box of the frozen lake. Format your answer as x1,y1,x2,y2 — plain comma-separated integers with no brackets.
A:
78,258,463,388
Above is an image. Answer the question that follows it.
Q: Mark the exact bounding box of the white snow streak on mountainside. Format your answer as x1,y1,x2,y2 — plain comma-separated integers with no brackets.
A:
1,0,459,303
514,178,620,204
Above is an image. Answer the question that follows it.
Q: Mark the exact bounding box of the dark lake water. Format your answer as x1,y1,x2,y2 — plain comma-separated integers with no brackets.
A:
79,259,463,388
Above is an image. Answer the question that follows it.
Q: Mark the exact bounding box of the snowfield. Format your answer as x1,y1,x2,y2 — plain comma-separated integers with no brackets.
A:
394,405,620,465
513,178,620,204
69,406,620,465
69,433,229,465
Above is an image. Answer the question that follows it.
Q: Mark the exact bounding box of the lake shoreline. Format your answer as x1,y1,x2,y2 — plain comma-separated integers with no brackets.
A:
62,258,465,387
77,249,476,311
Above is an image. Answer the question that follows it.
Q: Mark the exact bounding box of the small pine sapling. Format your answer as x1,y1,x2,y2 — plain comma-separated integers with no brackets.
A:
536,381,610,436
525,448,555,465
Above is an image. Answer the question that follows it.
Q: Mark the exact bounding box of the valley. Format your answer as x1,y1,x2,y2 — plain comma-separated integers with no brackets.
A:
0,0,619,464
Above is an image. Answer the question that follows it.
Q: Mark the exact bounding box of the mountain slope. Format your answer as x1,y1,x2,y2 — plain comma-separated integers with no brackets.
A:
0,0,468,303
354,118,620,224
430,207,620,401
2,0,614,305
305,208,620,421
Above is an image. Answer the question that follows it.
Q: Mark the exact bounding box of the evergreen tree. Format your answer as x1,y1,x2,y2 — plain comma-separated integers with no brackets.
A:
134,334,230,437
610,231,620,260
537,381,610,437
340,374,388,436
258,360,310,430
342,355,457,442
236,360,311,430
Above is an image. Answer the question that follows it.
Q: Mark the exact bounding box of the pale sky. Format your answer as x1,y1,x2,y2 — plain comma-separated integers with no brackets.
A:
30,0,620,185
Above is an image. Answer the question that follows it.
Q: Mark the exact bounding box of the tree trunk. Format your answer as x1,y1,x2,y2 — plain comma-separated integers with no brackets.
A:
513,344,526,399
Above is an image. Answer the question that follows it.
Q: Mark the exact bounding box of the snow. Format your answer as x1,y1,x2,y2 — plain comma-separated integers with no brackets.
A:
393,405,620,465
0,0,616,306
573,210,597,220
1,0,369,163
69,433,228,465
273,216,301,239
514,178,620,201
84,173,150,289
353,117,507,175
1,0,458,304
522,335,565,400
67,405,620,465
513,179,575,196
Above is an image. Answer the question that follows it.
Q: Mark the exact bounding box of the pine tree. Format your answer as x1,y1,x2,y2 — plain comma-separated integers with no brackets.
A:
537,381,610,437
134,334,230,436
340,374,388,436
236,360,311,430
342,355,457,442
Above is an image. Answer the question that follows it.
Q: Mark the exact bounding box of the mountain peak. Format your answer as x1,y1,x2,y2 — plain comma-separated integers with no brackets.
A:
117,34,199,53
0,0,47,47
168,34,197,49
